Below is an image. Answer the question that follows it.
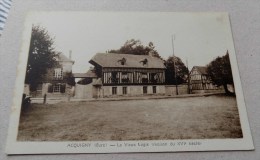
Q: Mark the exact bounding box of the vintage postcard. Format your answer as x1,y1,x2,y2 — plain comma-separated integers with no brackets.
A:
6,12,254,154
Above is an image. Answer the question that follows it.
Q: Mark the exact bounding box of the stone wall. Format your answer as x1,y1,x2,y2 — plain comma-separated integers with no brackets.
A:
74,83,93,99
102,85,166,98
165,84,189,96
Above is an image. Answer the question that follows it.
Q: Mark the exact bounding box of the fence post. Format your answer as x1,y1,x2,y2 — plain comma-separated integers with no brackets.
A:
67,93,70,102
43,94,47,104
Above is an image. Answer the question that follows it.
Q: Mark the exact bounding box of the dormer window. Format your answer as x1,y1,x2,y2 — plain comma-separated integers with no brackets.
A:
140,58,148,66
118,57,126,65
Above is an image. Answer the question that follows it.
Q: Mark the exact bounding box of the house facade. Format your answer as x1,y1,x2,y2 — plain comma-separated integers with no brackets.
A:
78,53,166,98
31,53,75,97
190,66,220,92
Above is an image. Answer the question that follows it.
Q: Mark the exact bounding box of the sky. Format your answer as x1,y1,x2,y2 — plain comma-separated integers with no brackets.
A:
25,12,234,73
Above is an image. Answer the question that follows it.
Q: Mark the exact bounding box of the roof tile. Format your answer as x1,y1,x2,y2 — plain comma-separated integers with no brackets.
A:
90,53,165,69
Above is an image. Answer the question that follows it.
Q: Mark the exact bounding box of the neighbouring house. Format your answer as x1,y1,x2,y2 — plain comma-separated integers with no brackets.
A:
30,53,75,97
190,66,221,93
76,53,167,98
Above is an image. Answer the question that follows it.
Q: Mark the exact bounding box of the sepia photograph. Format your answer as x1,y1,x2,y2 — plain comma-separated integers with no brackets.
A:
6,12,253,154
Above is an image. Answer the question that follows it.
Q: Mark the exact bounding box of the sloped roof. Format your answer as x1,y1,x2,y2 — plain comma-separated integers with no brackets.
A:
73,69,97,78
192,66,207,75
92,78,102,86
89,53,166,69
57,53,74,62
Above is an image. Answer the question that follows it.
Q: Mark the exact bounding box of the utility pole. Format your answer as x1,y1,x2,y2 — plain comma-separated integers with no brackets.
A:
172,35,179,95
186,58,191,94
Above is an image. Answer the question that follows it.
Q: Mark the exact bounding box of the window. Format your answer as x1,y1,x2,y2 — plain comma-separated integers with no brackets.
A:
141,58,148,65
121,58,126,65
150,73,158,83
53,84,61,93
153,86,156,93
122,72,129,83
141,73,148,83
53,84,65,93
118,57,126,65
143,59,147,65
54,68,63,80
143,86,147,94
112,87,117,95
111,72,119,84
123,87,127,95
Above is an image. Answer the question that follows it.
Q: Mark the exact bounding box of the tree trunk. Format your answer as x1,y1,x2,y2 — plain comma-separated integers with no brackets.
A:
223,83,235,96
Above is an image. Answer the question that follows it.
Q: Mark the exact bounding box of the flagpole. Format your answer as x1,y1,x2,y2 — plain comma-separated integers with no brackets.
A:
172,35,178,95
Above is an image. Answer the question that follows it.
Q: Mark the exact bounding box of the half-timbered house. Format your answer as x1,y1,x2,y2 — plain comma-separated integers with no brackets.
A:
87,53,166,98
190,66,219,92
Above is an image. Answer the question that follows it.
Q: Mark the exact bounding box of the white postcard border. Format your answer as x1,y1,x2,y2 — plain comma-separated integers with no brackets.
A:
5,12,254,154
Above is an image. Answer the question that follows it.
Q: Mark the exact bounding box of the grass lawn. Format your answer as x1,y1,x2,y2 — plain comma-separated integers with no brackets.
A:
17,95,242,141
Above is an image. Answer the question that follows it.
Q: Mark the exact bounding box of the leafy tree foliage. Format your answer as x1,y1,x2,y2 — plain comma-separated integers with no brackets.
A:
25,25,58,91
63,72,76,86
165,56,189,84
206,51,234,95
108,39,160,58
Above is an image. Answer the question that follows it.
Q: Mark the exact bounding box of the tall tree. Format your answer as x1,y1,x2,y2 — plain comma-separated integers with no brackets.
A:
165,56,189,84
25,25,58,91
206,51,234,95
108,39,161,58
